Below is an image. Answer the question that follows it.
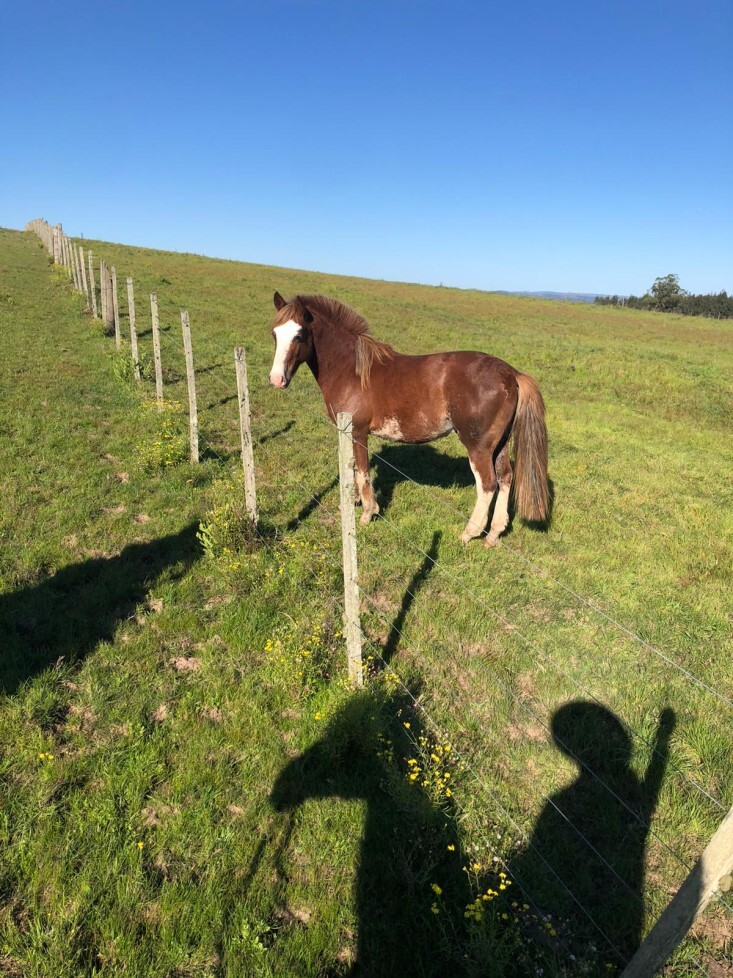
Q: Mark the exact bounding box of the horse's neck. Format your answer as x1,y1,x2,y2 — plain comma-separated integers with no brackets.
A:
308,320,358,391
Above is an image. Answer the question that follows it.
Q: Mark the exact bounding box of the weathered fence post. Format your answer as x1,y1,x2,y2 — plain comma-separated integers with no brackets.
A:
53,225,62,264
127,278,140,381
180,309,199,463
71,241,81,291
150,292,164,408
100,260,108,325
88,251,98,318
111,266,121,349
76,245,84,294
79,246,90,305
64,236,72,279
337,411,363,686
621,804,733,978
234,346,258,525
99,260,106,320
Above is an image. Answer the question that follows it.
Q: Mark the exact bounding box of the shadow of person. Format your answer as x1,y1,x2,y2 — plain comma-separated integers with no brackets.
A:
270,691,477,978
0,522,201,695
508,702,675,964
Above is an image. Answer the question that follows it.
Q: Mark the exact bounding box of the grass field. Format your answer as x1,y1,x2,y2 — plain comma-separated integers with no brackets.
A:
1,226,731,977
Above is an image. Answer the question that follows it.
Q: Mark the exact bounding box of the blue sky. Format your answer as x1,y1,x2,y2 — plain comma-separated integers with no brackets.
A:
2,1,731,295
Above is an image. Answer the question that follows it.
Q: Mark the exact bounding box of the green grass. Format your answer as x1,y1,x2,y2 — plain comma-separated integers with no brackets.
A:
1,226,731,977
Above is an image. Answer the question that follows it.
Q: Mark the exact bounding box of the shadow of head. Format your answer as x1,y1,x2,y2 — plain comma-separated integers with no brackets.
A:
551,700,633,774
270,691,409,813
0,522,201,694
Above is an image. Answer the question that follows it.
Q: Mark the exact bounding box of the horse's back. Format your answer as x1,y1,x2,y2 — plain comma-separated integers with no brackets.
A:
368,349,518,444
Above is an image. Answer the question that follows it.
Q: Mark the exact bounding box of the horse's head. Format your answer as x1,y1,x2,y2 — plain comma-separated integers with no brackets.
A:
269,291,314,389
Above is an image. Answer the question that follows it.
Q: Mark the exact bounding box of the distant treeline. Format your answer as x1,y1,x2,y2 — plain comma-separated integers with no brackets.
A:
595,274,733,318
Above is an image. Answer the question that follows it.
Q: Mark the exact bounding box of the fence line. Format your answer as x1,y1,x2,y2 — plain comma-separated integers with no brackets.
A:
26,218,730,976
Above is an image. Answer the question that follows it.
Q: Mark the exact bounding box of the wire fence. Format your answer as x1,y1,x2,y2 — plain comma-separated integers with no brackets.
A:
28,218,732,977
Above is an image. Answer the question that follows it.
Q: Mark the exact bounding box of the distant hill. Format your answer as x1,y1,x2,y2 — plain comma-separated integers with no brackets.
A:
492,290,616,304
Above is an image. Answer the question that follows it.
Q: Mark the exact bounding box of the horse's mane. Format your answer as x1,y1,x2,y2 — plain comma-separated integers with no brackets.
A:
275,294,394,389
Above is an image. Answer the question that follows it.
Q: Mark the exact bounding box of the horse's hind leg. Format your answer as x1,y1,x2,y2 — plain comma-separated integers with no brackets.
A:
460,448,497,543
485,444,512,547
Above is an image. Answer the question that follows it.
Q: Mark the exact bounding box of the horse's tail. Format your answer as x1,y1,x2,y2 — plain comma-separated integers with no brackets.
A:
512,372,549,523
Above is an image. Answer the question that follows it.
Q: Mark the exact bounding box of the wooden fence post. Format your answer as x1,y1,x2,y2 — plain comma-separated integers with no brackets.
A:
79,246,90,305
127,277,140,381
53,225,62,264
150,292,164,409
64,237,72,279
234,346,258,525
100,260,107,322
621,805,733,978
180,309,199,463
88,251,98,318
104,263,114,334
71,240,80,291
337,412,363,686
76,245,84,294
102,261,113,329
111,266,121,349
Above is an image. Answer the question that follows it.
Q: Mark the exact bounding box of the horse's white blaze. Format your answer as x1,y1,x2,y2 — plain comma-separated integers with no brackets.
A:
270,320,302,386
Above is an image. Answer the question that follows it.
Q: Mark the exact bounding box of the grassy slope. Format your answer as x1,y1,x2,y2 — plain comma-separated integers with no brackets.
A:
1,227,731,977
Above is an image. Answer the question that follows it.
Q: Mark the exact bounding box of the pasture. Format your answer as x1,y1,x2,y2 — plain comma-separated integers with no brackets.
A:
1,225,731,977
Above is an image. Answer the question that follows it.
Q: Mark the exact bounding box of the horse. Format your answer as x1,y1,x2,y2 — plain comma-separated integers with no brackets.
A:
268,292,549,546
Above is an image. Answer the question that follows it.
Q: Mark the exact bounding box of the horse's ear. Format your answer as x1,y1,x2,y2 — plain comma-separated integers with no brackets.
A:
273,291,286,310
293,296,313,324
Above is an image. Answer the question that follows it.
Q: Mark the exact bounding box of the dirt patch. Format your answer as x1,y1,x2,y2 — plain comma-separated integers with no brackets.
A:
171,656,202,672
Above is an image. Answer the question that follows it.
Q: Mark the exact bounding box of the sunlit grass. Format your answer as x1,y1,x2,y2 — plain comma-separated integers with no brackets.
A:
1,226,730,976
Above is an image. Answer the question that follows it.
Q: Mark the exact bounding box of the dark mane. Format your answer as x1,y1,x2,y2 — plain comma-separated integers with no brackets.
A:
275,294,395,388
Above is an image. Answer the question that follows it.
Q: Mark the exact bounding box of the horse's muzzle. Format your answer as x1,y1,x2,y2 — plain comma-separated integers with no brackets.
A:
269,371,289,389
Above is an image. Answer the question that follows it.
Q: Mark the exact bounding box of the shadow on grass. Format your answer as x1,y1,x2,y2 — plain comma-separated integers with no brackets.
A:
371,443,555,537
508,701,676,965
257,420,295,445
286,477,339,533
270,690,481,978
382,530,441,665
205,394,237,410
371,443,473,516
0,522,201,695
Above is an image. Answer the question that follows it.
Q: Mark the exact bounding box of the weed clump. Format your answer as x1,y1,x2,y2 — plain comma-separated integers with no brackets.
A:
136,399,188,470
197,477,260,566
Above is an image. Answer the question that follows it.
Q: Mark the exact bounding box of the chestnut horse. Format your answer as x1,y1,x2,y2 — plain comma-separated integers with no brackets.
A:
268,292,549,546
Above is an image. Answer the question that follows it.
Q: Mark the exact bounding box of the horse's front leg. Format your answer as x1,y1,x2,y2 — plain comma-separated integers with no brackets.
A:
352,431,379,524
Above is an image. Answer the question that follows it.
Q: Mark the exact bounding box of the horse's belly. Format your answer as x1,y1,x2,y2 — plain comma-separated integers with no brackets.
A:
371,413,453,443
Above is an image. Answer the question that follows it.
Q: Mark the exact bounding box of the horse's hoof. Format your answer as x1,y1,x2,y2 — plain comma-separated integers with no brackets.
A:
360,511,373,525
460,531,475,544
484,533,501,548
